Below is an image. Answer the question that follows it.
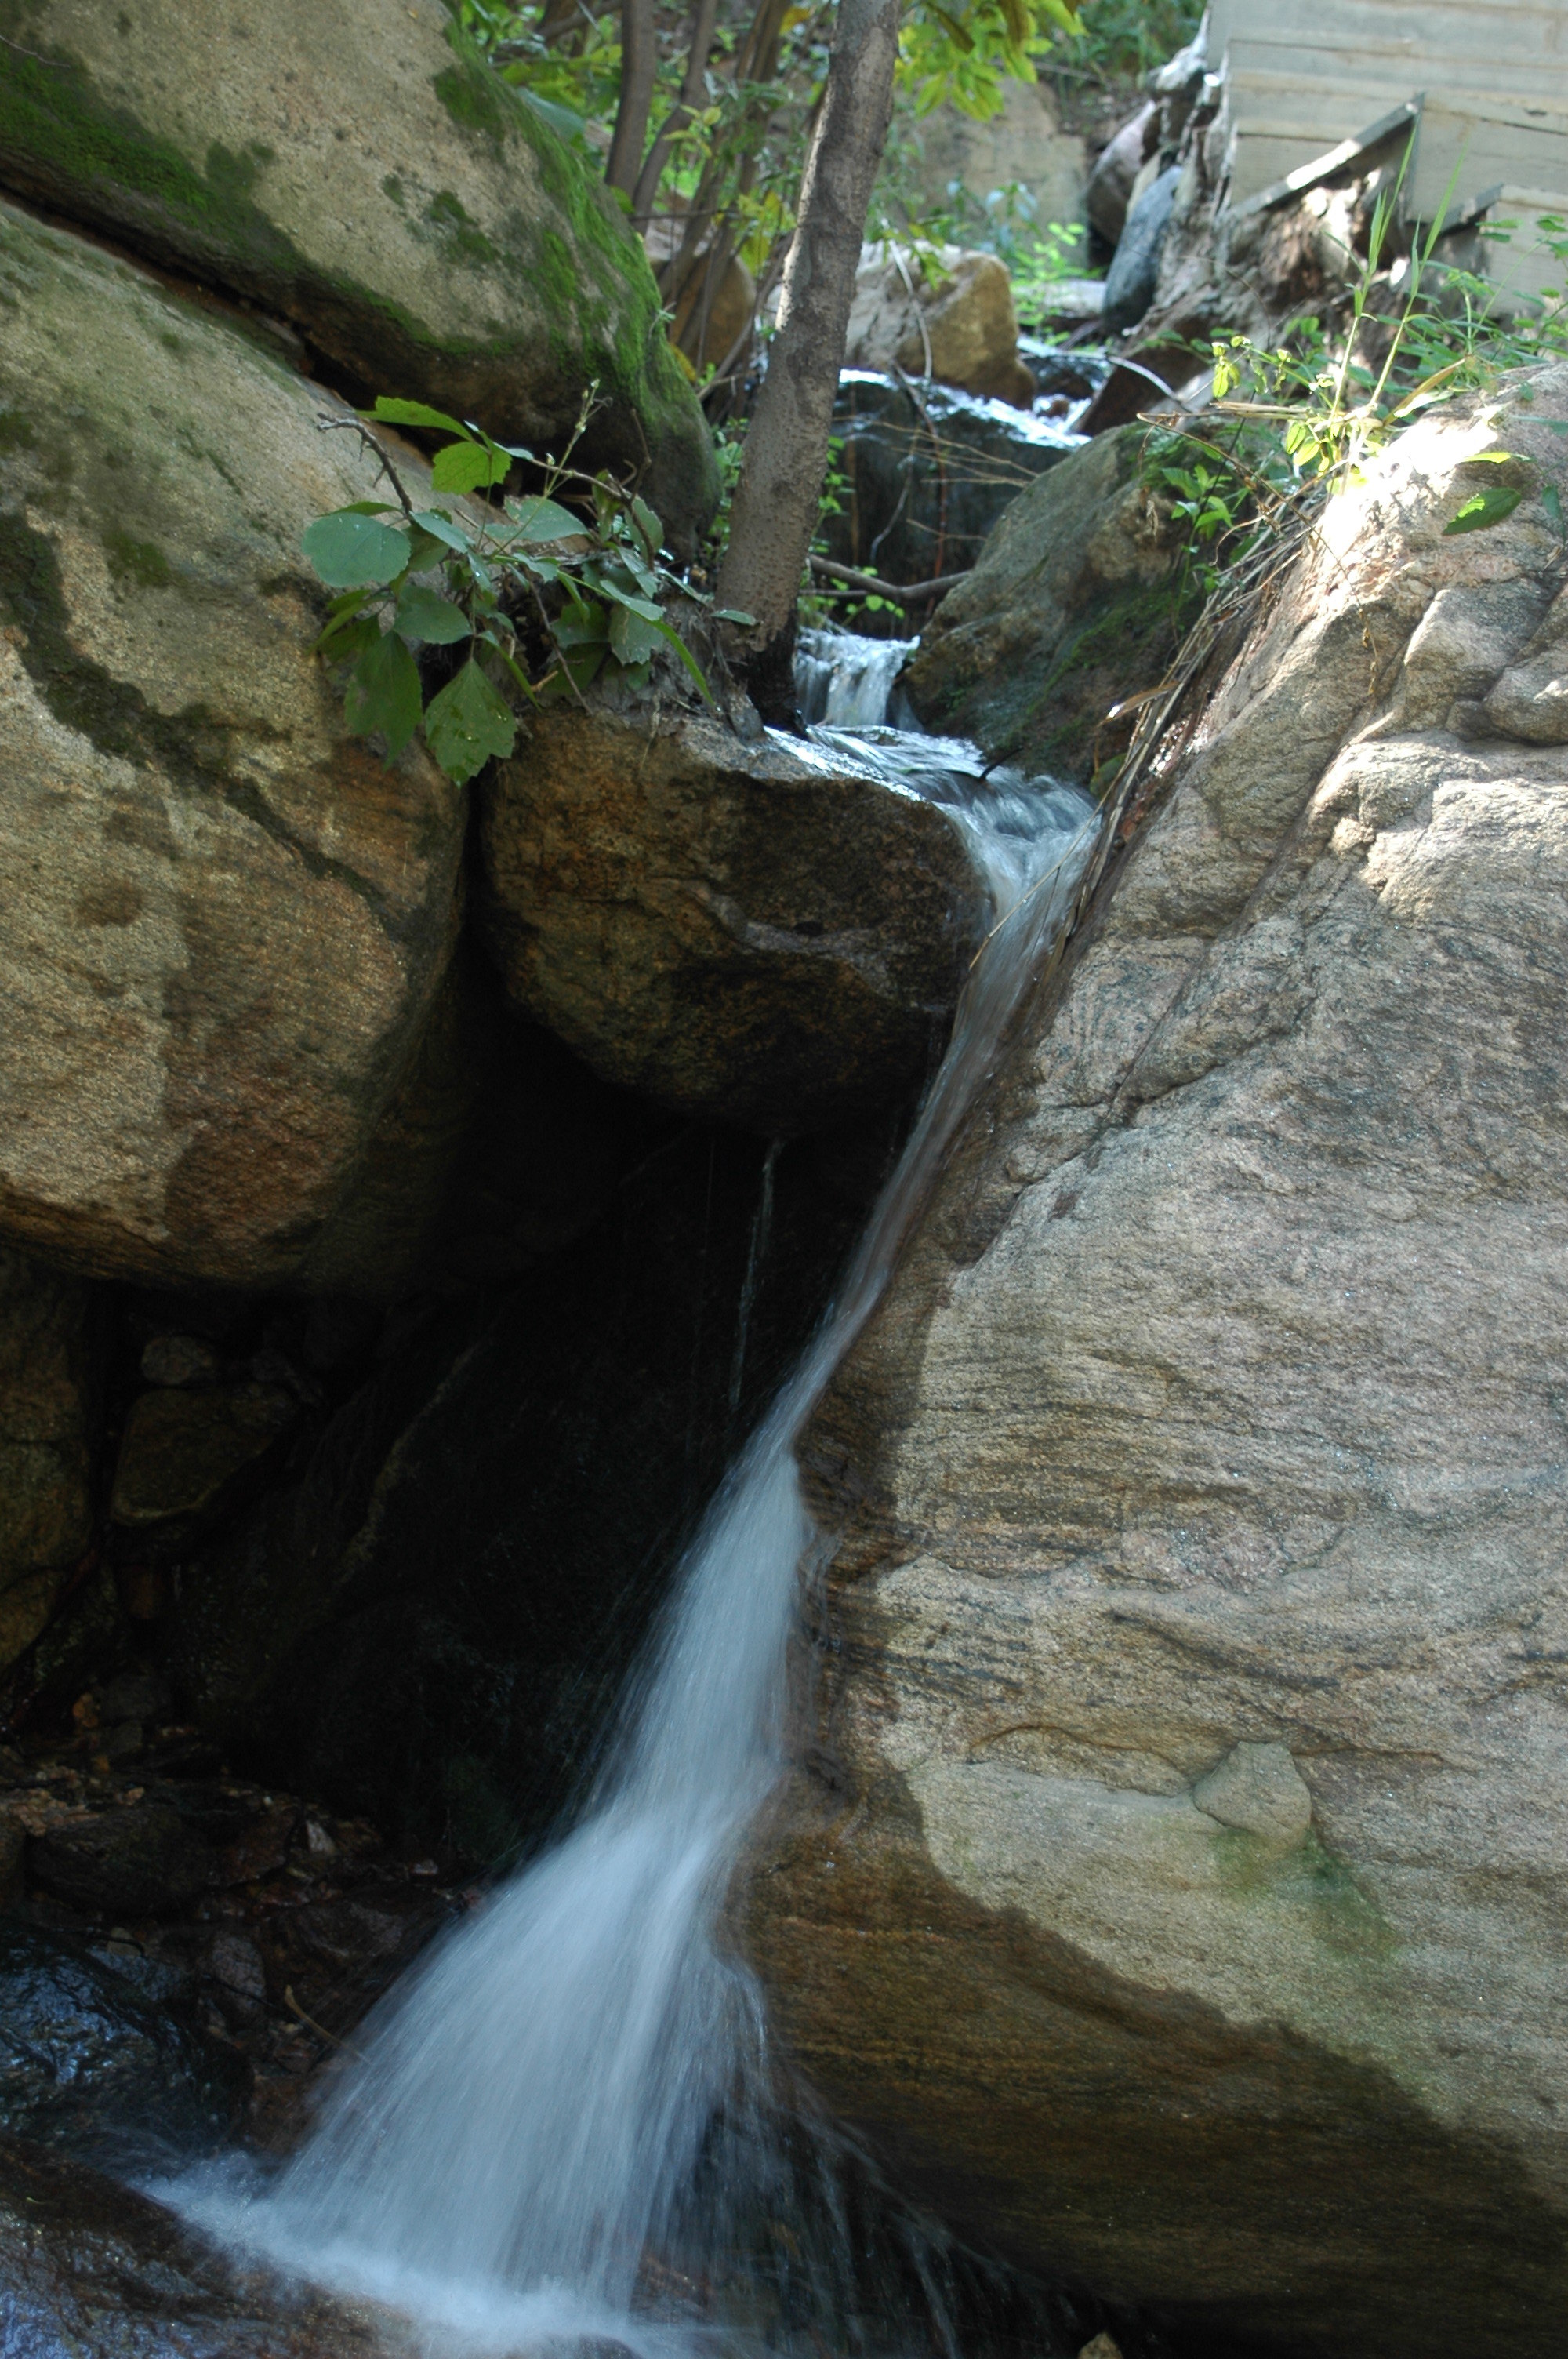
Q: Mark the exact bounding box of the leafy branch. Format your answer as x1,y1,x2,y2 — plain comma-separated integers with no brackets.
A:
303,393,748,783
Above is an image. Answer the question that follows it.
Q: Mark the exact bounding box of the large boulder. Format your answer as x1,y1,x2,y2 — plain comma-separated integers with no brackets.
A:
0,1249,94,1673
741,373,1568,2358
0,199,465,1290
0,0,715,545
477,710,989,1133
903,426,1192,787
844,245,1036,409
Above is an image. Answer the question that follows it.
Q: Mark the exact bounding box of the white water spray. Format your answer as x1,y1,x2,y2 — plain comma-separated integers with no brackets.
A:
177,685,1098,2355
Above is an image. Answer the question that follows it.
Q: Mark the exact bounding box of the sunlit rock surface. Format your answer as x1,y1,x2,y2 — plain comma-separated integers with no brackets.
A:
0,0,716,544
0,200,465,1289
742,369,1568,2359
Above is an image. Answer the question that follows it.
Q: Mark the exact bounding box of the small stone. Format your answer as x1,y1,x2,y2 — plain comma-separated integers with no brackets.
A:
1192,1741,1312,1849
109,1387,297,1529
139,1335,221,1389
29,1804,212,1917
1078,2335,1124,2359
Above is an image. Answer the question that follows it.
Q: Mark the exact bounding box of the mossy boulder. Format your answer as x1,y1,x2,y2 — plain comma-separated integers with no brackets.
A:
0,198,465,1289
903,425,1193,787
0,0,717,549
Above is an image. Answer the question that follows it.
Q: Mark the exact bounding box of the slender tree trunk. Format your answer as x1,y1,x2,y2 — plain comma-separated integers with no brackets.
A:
605,0,659,197
631,0,721,230
715,0,902,711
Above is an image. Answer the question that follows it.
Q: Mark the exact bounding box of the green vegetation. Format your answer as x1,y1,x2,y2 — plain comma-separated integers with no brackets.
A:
1145,166,1568,601
304,396,750,782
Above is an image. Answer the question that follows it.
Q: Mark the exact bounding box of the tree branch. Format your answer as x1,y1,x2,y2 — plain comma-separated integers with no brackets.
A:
605,0,659,197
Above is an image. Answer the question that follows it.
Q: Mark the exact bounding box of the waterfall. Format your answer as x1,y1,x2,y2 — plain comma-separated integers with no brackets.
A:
172,667,1098,2357
793,628,919,729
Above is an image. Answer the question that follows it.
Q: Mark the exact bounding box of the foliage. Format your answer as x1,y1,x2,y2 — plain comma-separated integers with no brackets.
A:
1047,0,1200,85
1145,166,1568,601
304,395,748,783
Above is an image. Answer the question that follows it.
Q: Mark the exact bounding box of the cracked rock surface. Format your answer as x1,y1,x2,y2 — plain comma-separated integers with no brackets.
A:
741,367,1568,2359
0,199,465,1289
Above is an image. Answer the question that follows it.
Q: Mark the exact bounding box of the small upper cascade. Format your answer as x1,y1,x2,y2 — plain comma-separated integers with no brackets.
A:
794,630,919,729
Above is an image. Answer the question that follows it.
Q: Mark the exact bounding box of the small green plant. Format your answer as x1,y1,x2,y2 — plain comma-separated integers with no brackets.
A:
304,394,748,783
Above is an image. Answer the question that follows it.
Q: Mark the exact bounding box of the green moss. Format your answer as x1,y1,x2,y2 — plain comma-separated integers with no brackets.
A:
0,408,36,452
432,55,513,157
425,188,497,270
102,528,174,587
1213,1826,1400,1961
382,172,406,207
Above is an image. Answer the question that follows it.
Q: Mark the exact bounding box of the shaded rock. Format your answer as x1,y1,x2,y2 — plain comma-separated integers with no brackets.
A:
0,1248,95,1674
742,372,1568,2359
30,1804,212,1917
1086,104,1157,248
903,425,1192,785
477,709,987,1133
294,945,637,1299
166,1121,894,1855
0,199,466,1292
109,1386,297,1531
844,245,1035,408
140,1334,223,1389
1486,585,1568,740
0,2132,401,2356
1103,165,1181,332
0,1925,246,2163
0,0,715,546
1191,1742,1312,1849
822,373,1080,595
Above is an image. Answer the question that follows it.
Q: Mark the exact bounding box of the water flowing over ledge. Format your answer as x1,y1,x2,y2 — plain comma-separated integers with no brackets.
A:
167,650,1099,2358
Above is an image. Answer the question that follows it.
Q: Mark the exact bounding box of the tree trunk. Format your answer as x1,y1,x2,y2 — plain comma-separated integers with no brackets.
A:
714,0,902,714
605,0,659,197
631,0,721,230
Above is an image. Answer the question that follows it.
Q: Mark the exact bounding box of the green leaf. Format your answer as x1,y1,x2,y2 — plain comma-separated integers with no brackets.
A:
713,608,757,626
630,496,664,558
515,85,587,141
423,658,517,783
412,508,474,553
1444,485,1526,535
552,598,610,649
302,510,412,588
594,578,664,623
504,495,584,543
647,616,716,711
394,584,472,645
609,602,665,664
431,439,510,494
1542,484,1565,535
364,396,467,435
539,642,606,700
345,630,423,756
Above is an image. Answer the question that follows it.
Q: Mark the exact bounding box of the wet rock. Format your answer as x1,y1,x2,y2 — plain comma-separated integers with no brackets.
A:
0,201,465,1292
110,1387,298,1532
477,708,987,1132
0,2132,400,2356
903,425,1191,786
0,1248,95,1674
1103,165,1181,332
1087,104,1157,248
844,245,1036,408
822,373,1082,596
30,1803,212,1917
0,1925,246,2163
0,0,714,547
742,370,1568,2359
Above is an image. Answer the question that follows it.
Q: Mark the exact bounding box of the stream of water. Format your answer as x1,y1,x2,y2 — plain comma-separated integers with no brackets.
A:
174,641,1098,2358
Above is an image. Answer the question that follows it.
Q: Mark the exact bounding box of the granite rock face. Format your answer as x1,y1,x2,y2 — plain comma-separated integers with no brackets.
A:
902,427,1192,787
477,710,989,1132
0,199,465,1290
0,0,716,544
742,370,1568,2359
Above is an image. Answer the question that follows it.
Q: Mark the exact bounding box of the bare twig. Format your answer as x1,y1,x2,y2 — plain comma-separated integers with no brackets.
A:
314,413,415,516
808,554,969,603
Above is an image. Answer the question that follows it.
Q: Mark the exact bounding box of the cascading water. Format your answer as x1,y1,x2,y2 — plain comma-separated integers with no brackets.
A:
174,641,1099,2357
